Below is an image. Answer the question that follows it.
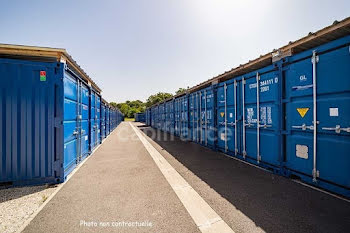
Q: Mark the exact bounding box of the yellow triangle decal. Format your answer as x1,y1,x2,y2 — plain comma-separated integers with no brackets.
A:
220,112,224,117
297,108,309,118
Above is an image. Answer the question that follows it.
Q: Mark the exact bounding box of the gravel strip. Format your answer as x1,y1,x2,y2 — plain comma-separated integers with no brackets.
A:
0,184,59,233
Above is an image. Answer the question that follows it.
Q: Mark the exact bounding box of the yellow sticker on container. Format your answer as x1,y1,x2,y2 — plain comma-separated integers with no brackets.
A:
220,112,224,117
297,108,309,118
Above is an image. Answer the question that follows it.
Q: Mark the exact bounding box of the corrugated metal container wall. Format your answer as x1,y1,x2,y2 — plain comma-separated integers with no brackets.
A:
110,109,114,130
147,33,350,197
180,95,189,139
105,107,110,136
90,91,97,150
174,99,180,136
0,57,101,185
0,59,61,184
145,108,151,126
189,92,200,143
154,106,159,129
166,100,175,134
283,36,350,196
63,70,91,176
135,113,145,122
96,96,101,144
101,103,106,139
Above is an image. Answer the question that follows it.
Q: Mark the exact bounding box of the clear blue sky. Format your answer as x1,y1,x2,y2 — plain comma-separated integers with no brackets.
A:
1,0,349,103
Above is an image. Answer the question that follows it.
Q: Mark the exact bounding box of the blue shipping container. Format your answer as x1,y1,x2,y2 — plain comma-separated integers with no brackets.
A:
147,32,350,197
0,57,99,184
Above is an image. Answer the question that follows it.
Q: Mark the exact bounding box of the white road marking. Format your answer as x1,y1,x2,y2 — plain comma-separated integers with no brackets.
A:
130,122,235,233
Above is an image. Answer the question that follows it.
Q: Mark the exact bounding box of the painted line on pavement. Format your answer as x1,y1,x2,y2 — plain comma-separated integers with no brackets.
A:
130,122,234,233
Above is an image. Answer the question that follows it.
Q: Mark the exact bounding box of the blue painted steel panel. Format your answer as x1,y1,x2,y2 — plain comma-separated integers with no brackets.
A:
189,92,200,142
90,91,101,150
63,72,79,174
0,56,123,185
174,99,180,136
181,95,189,139
96,96,101,144
90,92,96,150
147,35,350,197
198,88,214,147
101,104,106,139
284,42,350,194
135,113,146,122
217,80,238,154
106,107,110,135
242,66,280,167
166,100,174,134
0,59,60,184
0,57,99,185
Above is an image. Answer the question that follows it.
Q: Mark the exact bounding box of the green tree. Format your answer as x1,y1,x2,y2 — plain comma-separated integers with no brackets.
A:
109,102,117,108
175,87,187,95
146,92,173,107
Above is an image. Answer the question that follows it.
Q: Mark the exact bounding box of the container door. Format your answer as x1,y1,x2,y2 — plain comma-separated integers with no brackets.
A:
200,89,214,147
217,81,239,154
241,70,280,166
194,92,200,142
181,97,188,138
285,47,350,188
174,100,179,135
189,94,195,141
106,108,109,135
63,72,79,173
96,96,101,144
80,82,89,158
101,105,105,139
0,60,59,183
90,92,96,150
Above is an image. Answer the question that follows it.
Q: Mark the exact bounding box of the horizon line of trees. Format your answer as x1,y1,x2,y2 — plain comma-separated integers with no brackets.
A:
110,87,188,118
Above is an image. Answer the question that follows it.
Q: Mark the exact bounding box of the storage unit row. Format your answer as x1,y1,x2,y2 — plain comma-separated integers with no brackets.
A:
146,20,350,198
0,44,123,185
135,113,146,123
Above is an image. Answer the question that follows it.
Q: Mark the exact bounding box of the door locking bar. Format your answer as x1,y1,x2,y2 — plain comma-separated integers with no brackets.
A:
311,50,319,182
256,73,261,164
199,92,202,143
224,83,228,152
205,90,208,146
242,77,247,158
292,124,314,130
234,80,238,155
322,125,350,133
259,124,272,128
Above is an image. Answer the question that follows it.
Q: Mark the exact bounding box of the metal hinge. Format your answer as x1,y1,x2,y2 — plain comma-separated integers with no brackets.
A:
257,155,261,162
312,169,320,182
311,51,319,64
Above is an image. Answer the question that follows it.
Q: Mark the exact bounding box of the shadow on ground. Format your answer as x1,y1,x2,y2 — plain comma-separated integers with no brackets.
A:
0,184,56,203
139,125,350,233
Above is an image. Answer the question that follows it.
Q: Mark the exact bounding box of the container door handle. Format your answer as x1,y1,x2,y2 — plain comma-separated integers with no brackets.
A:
292,124,314,130
322,125,350,133
244,121,253,127
259,124,272,128
228,122,236,126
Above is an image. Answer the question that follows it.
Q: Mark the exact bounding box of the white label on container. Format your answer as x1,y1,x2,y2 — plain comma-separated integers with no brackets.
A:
296,144,308,159
220,133,225,141
229,113,233,118
329,108,339,117
85,136,88,141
